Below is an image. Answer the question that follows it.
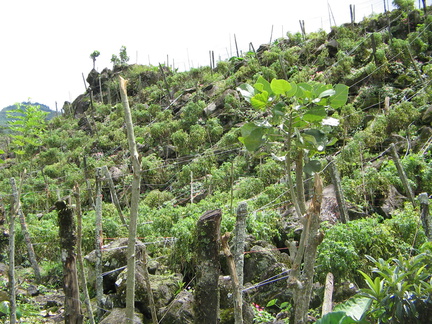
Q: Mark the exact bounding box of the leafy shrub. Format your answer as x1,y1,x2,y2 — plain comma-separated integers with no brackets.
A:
358,244,432,323
143,189,174,208
171,129,190,155
234,177,264,199
179,101,206,130
316,212,422,284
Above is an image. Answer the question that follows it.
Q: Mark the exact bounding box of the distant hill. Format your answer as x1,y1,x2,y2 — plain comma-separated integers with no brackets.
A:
0,102,58,127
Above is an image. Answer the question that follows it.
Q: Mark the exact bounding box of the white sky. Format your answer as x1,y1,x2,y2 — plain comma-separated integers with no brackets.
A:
0,0,410,110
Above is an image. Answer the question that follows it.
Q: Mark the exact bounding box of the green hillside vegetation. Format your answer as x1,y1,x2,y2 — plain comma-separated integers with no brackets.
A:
0,3,432,323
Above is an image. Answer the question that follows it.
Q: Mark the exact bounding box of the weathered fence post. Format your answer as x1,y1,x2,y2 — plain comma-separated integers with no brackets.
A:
419,193,432,241
194,209,222,324
322,272,334,316
55,200,83,324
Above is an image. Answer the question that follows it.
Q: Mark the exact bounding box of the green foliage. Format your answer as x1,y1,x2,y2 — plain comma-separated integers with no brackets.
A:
316,208,424,284
237,77,347,160
111,45,129,67
7,102,48,156
234,177,264,199
392,0,415,11
179,100,205,130
358,244,432,323
143,189,174,208
90,50,100,69
316,297,372,323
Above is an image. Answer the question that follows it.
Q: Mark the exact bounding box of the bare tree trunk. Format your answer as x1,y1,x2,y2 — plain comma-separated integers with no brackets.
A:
56,200,83,324
194,209,222,324
101,165,128,228
9,178,18,324
289,174,324,324
119,76,154,324
74,185,95,324
296,150,307,215
95,168,104,319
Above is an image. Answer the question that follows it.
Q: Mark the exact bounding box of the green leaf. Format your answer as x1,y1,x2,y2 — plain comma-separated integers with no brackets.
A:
334,297,372,321
303,106,327,122
330,84,349,108
266,299,277,307
270,79,291,95
304,160,322,174
251,91,269,110
296,83,313,99
237,83,255,102
319,89,336,98
254,76,273,95
286,81,298,97
0,301,10,315
303,129,327,151
239,123,267,151
315,311,357,324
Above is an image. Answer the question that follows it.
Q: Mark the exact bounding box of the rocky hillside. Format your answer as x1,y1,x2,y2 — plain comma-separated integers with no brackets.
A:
0,3,431,323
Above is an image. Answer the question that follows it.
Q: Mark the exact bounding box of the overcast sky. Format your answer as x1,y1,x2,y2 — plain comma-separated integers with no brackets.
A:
0,0,409,110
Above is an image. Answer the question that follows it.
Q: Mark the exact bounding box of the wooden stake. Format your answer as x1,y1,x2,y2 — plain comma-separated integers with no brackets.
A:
234,34,240,57
327,158,350,223
14,173,41,282
101,165,128,227
74,185,96,324
322,273,334,316
221,233,243,324
389,143,417,206
119,76,158,324
419,193,432,241
194,209,222,323
190,171,194,204
269,25,274,44
94,167,104,319
9,178,18,324
56,200,84,324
